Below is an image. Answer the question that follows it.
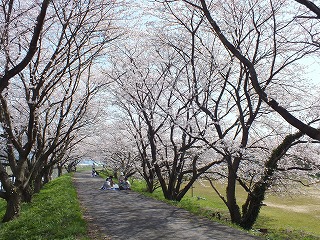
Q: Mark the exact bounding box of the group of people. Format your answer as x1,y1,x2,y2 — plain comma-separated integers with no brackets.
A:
100,173,131,190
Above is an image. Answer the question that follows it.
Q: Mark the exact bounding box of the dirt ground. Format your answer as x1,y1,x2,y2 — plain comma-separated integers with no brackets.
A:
73,171,261,240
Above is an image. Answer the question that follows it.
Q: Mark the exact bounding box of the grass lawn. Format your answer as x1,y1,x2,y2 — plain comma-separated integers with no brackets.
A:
132,179,320,240
0,174,89,240
189,181,320,239
257,190,320,239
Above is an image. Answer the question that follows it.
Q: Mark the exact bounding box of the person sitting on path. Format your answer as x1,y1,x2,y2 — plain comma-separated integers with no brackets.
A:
109,176,114,186
100,176,114,190
118,173,125,187
119,177,131,190
119,172,125,182
92,168,97,177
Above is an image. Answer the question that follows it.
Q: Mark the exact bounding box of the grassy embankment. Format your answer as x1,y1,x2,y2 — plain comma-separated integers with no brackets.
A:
0,174,88,240
130,179,320,240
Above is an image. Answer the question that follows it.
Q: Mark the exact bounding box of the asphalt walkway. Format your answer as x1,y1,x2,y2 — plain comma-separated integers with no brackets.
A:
73,171,261,240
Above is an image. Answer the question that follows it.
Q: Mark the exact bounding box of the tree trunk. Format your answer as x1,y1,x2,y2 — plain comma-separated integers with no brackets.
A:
20,184,33,203
57,165,63,177
33,174,43,194
145,178,154,193
155,164,171,199
226,174,241,224
240,182,266,229
175,176,197,201
43,166,53,184
239,132,304,229
2,187,21,222
141,158,156,193
162,168,177,201
226,157,242,224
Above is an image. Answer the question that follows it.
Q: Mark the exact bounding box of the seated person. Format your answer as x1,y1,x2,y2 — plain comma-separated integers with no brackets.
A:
100,176,114,190
119,172,125,182
119,177,131,190
113,183,120,190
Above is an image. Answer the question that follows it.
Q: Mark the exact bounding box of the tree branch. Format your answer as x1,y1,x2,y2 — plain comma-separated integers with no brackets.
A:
276,166,314,171
0,0,51,93
198,0,320,140
294,0,320,18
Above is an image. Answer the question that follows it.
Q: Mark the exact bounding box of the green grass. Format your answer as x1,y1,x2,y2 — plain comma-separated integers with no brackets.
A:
256,192,320,239
0,174,88,240
131,179,320,240
184,181,320,237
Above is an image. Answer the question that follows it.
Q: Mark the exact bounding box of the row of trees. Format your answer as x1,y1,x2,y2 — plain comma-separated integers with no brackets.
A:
0,0,319,231
0,0,125,222
101,0,320,230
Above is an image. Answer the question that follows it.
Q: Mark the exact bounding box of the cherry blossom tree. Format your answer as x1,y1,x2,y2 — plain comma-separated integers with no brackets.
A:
0,0,122,222
100,124,139,179
152,0,320,229
105,22,228,200
0,0,51,223
111,96,160,192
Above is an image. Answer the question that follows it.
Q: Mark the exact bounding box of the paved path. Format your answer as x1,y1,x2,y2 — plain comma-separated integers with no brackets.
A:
73,171,261,240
